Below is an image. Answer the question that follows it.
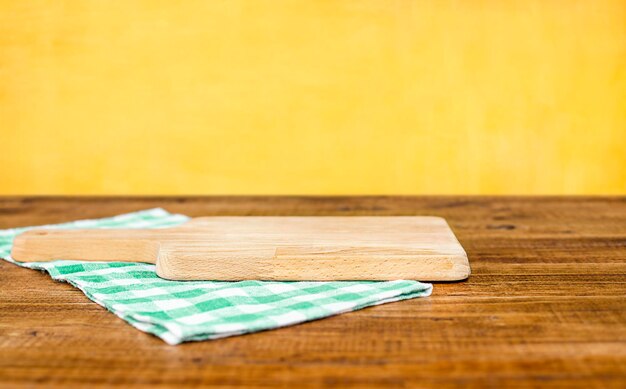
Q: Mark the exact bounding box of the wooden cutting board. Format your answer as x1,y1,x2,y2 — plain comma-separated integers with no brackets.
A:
11,216,470,281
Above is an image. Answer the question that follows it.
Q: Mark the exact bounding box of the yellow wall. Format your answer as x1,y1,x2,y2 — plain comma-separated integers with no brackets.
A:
1,0,625,195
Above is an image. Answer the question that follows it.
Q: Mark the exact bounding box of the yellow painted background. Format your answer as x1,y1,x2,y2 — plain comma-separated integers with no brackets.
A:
1,1,625,195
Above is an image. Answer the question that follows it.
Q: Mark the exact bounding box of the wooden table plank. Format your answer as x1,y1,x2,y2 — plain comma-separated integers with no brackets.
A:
0,197,625,388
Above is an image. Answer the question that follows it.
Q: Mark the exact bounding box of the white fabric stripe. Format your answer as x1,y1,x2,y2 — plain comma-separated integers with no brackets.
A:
92,281,430,313
36,264,153,278
88,280,226,299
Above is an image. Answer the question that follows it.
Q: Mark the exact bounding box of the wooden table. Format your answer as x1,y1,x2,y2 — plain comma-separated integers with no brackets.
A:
1,197,624,388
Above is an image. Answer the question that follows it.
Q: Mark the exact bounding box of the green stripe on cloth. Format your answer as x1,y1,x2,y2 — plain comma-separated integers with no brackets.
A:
0,209,432,345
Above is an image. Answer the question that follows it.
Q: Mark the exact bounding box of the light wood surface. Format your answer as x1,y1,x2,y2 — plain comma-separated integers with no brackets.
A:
0,196,625,388
11,216,470,281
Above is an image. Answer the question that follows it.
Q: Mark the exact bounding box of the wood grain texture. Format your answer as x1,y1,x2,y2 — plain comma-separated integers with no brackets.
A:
11,216,470,281
0,196,625,388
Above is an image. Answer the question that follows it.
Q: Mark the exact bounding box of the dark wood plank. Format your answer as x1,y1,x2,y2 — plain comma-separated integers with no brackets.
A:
0,197,625,388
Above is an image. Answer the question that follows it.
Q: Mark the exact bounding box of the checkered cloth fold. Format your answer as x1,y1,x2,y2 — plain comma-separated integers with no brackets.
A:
0,209,432,344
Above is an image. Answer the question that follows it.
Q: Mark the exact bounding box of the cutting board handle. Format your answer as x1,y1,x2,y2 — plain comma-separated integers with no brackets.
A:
11,229,160,263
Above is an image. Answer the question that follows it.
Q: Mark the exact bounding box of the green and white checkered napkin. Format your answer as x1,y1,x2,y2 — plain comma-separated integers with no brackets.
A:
0,209,432,345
